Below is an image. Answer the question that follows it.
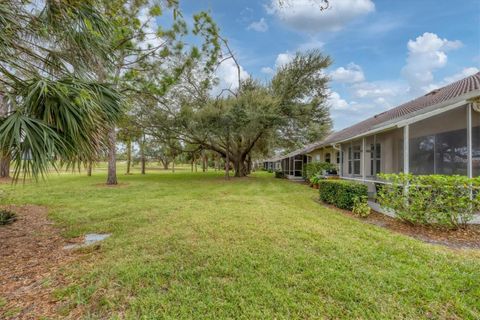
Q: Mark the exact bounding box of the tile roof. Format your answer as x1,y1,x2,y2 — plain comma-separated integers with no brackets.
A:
271,72,480,160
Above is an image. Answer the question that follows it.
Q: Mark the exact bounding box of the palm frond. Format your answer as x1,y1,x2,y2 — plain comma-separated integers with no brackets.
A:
0,112,64,182
0,77,122,181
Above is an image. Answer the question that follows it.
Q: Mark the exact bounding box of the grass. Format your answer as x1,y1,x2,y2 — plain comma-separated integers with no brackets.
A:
2,163,480,319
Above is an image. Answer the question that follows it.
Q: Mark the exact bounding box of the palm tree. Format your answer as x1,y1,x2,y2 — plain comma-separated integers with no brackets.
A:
0,1,122,181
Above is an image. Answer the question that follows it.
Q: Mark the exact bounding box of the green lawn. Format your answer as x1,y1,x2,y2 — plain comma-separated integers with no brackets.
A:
2,165,480,319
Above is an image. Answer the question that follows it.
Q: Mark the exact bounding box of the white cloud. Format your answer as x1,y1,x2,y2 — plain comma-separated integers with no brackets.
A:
266,0,375,32
327,90,349,110
247,18,269,32
258,52,295,78
137,8,164,50
327,34,473,130
214,58,249,95
443,67,479,83
350,81,402,99
374,97,387,105
402,32,463,93
423,67,479,92
261,67,275,75
275,52,295,69
330,63,365,83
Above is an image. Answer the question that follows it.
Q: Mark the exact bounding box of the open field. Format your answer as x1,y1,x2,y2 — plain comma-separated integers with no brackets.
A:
1,166,480,319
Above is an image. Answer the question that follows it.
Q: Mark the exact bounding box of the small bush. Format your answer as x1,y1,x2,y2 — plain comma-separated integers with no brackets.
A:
275,171,284,179
377,173,480,229
352,196,371,218
319,180,368,210
310,174,321,184
304,162,337,180
0,209,16,225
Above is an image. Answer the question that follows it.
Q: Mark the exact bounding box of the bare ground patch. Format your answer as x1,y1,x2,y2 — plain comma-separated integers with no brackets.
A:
0,205,80,319
93,182,129,188
0,177,12,184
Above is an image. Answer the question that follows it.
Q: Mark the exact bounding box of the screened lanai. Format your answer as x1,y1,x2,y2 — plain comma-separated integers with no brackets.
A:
263,73,480,185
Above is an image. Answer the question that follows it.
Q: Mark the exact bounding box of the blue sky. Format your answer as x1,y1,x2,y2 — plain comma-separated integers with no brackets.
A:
177,0,480,130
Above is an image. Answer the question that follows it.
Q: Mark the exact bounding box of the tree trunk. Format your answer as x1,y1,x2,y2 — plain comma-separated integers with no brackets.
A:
126,139,132,175
172,157,175,173
246,155,252,175
0,153,10,179
191,157,194,172
106,127,117,185
87,161,92,177
162,160,169,170
202,151,206,172
233,156,248,177
225,155,230,180
140,137,146,175
225,131,230,180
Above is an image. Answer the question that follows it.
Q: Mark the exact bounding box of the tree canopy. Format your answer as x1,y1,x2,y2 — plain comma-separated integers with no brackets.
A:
145,50,332,177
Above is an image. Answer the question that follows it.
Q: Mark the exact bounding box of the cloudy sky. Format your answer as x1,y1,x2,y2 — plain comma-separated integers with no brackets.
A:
178,0,479,130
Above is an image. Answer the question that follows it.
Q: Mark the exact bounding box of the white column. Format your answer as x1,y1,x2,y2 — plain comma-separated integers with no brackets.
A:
362,137,366,181
403,125,409,174
467,103,473,179
339,144,343,177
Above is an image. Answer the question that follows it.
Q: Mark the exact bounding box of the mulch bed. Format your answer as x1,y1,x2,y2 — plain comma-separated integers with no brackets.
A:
315,199,480,250
0,205,82,319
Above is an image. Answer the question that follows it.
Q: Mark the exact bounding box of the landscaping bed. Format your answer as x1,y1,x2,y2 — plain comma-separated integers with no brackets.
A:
316,199,480,250
0,205,80,319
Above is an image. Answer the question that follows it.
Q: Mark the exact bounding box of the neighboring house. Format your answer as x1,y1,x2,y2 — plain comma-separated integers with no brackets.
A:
262,156,282,171
266,72,480,191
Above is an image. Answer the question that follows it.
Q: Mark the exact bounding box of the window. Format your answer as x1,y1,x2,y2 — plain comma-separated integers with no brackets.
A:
315,154,320,162
473,125,480,176
325,153,331,163
348,147,352,174
348,145,361,175
409,106,467,175
370,143,381,176
336,152,340,164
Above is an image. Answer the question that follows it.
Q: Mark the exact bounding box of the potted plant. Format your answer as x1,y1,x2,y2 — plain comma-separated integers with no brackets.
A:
310,175,320,189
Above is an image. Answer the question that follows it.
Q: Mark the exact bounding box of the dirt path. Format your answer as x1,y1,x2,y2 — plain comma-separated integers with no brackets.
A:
0,205,78,319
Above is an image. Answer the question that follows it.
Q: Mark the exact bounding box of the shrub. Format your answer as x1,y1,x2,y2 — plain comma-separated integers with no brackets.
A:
352,196,371,218
310,174,321,184
275,171,284,179
0,209,16,226
304,162,337,180
319,180,368,210
377,173,480,229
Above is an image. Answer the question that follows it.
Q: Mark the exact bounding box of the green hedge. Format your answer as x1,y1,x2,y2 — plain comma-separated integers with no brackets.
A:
275,171,285,179
319,180,368,210
304,162,336,179
377,173,480,229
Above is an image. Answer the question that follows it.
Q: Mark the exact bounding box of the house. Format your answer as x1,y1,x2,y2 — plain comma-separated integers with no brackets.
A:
262,156,281,171
266,72,480,192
